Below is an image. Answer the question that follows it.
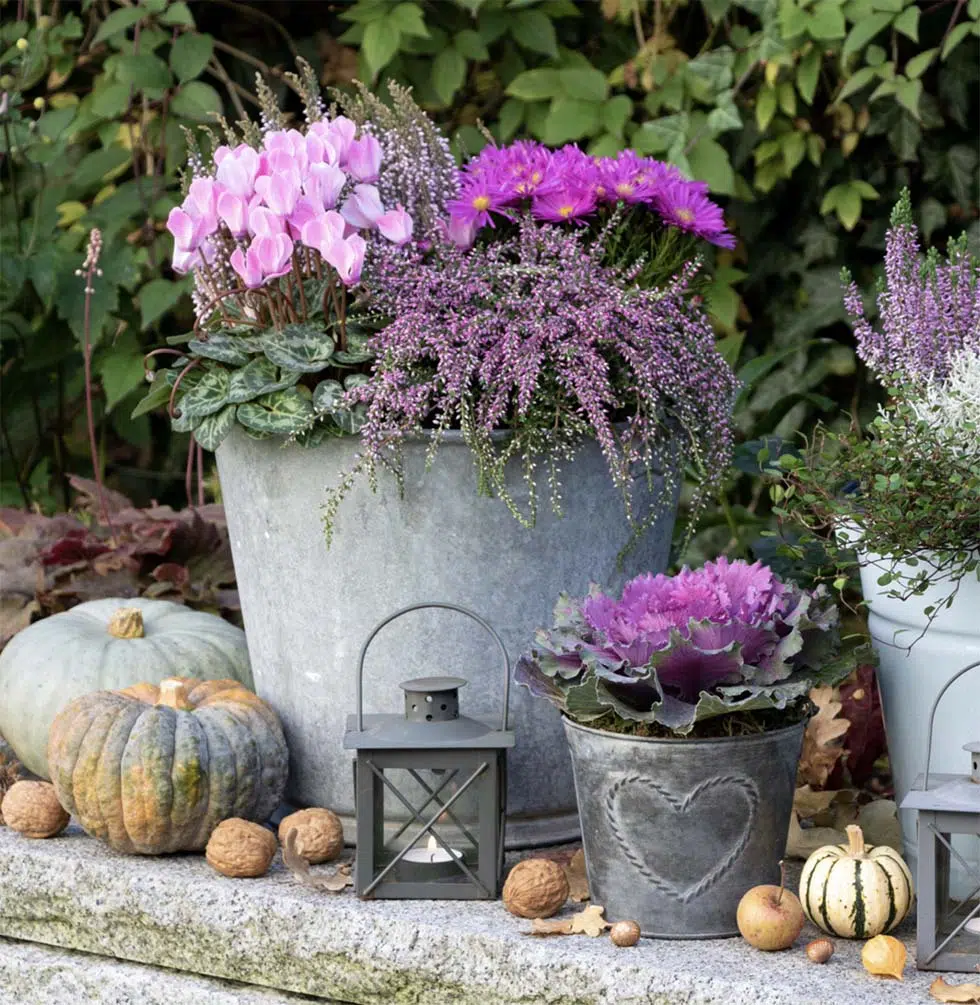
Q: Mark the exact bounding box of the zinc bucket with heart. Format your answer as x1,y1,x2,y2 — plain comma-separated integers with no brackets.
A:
563,717,804,938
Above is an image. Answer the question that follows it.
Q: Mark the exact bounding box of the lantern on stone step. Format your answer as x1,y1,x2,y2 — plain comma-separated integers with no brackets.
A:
900,660,980,973
344,603,514,900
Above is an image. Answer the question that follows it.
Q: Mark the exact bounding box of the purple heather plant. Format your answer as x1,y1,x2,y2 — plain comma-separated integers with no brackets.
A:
842,189,980,390
321,216,739,541
516,558,845,735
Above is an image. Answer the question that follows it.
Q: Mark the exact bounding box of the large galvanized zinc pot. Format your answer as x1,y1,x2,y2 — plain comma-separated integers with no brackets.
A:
563,717,804,937
216,427,677,847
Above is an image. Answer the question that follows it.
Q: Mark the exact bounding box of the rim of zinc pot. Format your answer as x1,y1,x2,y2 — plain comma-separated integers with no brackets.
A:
562,715,805,939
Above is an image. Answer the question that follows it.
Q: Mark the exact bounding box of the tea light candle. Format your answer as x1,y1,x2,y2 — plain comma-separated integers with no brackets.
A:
396,835,463,882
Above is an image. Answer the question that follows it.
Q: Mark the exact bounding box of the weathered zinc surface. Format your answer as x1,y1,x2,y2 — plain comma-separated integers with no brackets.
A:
0,824,960,1005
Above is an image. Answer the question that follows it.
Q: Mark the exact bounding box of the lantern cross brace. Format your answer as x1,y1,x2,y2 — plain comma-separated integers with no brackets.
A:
923,823,980,966
361,759,491,897
385,768,463,846
405,769,480,851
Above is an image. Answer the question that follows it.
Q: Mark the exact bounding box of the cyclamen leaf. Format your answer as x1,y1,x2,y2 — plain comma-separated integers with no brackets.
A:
187,333,253,366
313,379,344,413
193,404,237,451
261,323,336,373
236,388,315,436
174,367,230,419
227,357,301,404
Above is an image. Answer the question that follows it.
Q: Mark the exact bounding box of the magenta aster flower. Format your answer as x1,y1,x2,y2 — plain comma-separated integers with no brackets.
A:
531,185,597,223
447,177,509,229
655,179,736,249
598,150,662,204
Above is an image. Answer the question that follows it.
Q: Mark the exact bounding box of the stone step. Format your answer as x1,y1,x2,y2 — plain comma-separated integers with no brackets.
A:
0,824,963,1005
0,937,331,1005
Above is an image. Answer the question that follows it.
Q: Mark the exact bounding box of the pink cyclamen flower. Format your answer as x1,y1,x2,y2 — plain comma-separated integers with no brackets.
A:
346,135,382,183
217,191,248,237
327,116,357,162
171,245,202,275
215,144,261,198
306,162,347,212
322,233,366,286
264,130,309,175
305,131,340,167
301,211,347,258
231,233,295,289
166,207,199,251
376,204,414,245
445,214,478,249
248,204,286,238
255,170,301,217
341,184,385,230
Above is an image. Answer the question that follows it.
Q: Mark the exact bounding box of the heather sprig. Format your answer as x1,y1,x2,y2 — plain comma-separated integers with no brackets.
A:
516,559,851,736
323,217,739,543
842,189,980,389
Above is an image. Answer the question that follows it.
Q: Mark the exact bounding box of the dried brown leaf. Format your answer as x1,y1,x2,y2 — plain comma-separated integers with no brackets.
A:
282,828,353,893
527,904,610,938
930,978,980,1003
798,685,850,788
564,848,590,903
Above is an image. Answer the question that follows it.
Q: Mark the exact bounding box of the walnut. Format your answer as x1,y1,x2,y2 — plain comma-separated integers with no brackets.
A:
206,819,277,878
610,920,642,947
1,780,69,839
277,807,344,864
502,858,570,919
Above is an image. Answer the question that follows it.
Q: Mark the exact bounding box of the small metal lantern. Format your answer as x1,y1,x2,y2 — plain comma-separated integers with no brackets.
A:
900,660,980,972
343,602,514,900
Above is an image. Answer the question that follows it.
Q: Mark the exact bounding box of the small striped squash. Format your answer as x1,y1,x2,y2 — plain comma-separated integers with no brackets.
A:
799,824,914,939
48,677,288,855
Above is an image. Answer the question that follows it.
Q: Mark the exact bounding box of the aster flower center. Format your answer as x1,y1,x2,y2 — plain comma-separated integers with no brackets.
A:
616,182,633,195
472,194,490,211
559,205,574,218
676,208,695,223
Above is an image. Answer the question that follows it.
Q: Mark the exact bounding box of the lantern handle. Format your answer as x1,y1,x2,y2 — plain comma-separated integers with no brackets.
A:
924,659,980,789
355,602,511,734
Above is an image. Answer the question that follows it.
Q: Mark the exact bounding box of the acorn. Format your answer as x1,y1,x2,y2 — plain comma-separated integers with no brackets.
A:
806,938,835,963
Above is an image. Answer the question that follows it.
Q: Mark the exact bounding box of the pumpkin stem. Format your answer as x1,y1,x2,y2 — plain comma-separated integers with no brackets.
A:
775,859,786,906
108,607,145,639
846,824,866,858
156,678,193,711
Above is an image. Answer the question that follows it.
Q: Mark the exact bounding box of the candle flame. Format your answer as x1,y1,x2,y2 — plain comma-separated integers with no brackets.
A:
426,835,438,852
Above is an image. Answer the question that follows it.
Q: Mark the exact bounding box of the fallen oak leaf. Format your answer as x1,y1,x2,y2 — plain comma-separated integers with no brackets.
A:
283,828,353,892
564,848,590,903
526,904,610,938
930,978,980,1003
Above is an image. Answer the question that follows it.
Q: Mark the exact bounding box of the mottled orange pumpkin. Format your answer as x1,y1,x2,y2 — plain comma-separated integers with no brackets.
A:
47,677,288,855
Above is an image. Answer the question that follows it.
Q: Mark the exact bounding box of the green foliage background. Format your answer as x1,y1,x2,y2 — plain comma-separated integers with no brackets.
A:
1,0,977,571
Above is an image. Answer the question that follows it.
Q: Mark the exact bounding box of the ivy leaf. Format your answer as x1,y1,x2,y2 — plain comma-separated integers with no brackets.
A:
454,28,489,60
506,68,561,101
169,32,213,84
707,101,742,134
187,333,253,366
160,2,195,27
236,388,315,436
836,65,878,103
756,85,777,131
892,5,919,41
227,357,301,403
362,20,401,77
807,1,847,40
93,7,144,45
558,67,608,102
98,335,146,412
941,21,973,60
115,54,172,91
794,48,820,104
841,12,892,59
139,278,188,330
176,367,230,419
905,48,937,79
688,137,735,195
261,323,335,373
632,113,688,154
512,9,558,57
193,404,237,451
601,94,633,137
541,97,600,144
170,81,222,121
497,98,525,141
390,2,429,39
894,76,922,119
432,46,467,105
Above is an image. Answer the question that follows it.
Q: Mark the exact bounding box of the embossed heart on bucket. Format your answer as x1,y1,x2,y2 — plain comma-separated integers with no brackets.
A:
604,773,760,904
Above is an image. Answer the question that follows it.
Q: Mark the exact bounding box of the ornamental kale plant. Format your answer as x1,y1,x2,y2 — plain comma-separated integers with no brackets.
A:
516,558,848,737
323,216,739,541
773,192,980,621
